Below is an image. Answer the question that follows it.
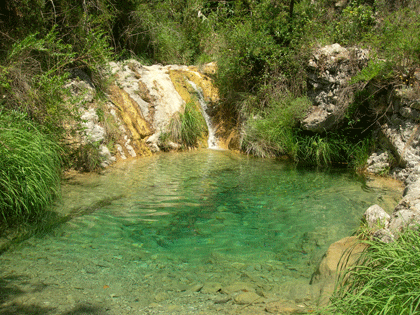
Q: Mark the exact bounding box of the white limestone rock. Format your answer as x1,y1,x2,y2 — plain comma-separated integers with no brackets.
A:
363,204,391,229
302,44,369,132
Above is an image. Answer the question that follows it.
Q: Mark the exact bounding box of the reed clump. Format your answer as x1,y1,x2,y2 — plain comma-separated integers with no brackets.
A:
0,111,62,226
324,227,420,314
161,101,207,149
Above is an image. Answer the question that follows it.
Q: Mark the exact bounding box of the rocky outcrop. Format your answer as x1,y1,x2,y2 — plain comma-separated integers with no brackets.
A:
364,73,420,239
302,43,369,132
307,45,420,305
65,60,221,169
108,60,220,154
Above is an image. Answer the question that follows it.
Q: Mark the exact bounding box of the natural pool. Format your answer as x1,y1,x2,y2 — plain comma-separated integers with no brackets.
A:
0,150,403,314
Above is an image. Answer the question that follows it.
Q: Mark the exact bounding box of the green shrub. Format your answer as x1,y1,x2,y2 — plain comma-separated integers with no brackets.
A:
215,20,278,113
295,133,374,167
350,3,420,86
72,142,105,172
325,227,420,314
331,1,375,45
296,134,343,166
127,0,212,64
0,111,62,225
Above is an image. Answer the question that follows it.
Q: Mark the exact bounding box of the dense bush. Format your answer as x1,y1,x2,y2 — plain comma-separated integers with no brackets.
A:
241,92,311,158
0,27,113,138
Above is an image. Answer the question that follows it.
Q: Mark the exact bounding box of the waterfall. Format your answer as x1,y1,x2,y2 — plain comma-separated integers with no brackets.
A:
187,80,219,149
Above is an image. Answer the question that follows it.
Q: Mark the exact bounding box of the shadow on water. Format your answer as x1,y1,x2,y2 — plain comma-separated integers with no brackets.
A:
0,275,105,315
0,195,125,255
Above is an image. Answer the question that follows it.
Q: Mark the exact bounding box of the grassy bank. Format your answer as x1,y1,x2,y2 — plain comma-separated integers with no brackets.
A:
0,111,62,227
323,227,420,314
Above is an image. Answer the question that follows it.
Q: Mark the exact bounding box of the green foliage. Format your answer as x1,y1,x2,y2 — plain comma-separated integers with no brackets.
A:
0,111,62,225
161,101,207,149
348,136,375,170
181,102,207,147
325,227,420,314
331,1,375,45
126,0,212,64
0,28,74,134
296,133,374,168
241,87,375,167
216,20,277,109
296,134,343,166
349,3,420,87
241,93,312,158
0,27,113,138
72,142,105,172
214,0,312,113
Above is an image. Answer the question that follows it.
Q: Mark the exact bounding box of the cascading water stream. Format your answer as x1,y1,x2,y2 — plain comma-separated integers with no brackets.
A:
187,80,219,149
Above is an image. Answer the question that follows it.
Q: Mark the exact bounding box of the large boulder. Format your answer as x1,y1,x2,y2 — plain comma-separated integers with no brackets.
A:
310,236,367,306
311,236,367,284
302,44,369,132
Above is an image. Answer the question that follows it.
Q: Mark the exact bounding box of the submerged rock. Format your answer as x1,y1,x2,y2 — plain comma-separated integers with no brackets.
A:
233,291,262,305
310,236,367,306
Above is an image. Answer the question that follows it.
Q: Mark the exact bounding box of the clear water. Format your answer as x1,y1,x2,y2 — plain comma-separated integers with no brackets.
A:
0,150,402,314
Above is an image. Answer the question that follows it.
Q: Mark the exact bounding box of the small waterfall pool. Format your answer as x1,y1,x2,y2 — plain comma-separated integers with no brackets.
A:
0,150,403,314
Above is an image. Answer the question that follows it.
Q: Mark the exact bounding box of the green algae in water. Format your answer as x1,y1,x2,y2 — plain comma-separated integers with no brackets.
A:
0,150,403,313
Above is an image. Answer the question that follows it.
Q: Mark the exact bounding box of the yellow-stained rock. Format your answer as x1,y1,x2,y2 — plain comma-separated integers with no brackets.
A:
108,84,153,157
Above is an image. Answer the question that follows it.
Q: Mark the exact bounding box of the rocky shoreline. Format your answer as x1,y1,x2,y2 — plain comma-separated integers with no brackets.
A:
301,43,420,239
298,43,420,306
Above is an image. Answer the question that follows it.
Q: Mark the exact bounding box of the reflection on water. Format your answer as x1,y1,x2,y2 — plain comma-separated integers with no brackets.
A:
0,150,403,314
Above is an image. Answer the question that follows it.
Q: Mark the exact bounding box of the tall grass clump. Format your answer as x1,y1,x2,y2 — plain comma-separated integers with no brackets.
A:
241,93,312,158
325,227,420,315
295,133,374,168
0,111,62,225
161,101,207,149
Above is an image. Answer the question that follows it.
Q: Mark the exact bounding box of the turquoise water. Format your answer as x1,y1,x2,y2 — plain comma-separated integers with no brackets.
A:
0,150,402,314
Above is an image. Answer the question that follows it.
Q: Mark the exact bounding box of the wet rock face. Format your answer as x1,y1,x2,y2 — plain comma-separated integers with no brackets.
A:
302,43,369,132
